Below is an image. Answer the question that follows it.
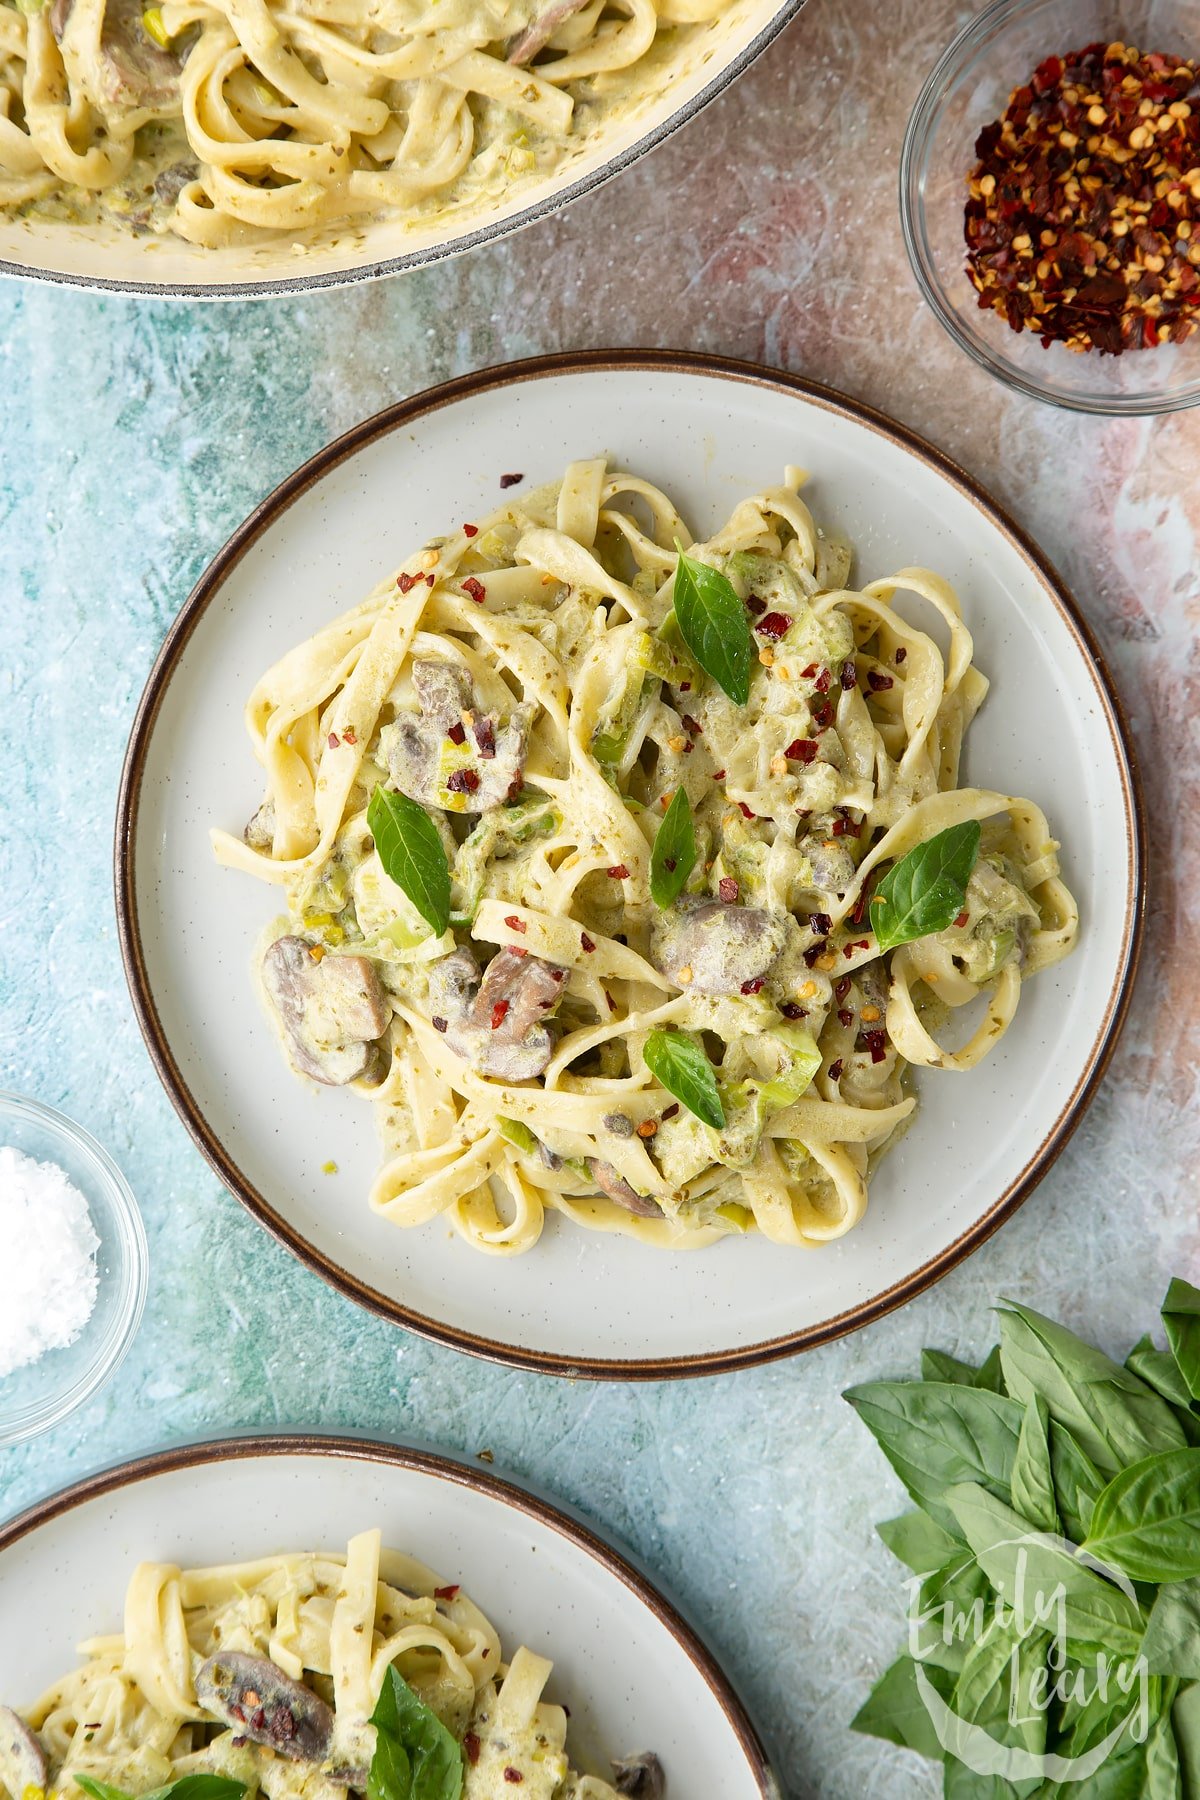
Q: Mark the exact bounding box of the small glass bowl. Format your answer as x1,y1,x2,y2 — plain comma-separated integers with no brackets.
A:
0,1092,148,1445
900,0,1200,414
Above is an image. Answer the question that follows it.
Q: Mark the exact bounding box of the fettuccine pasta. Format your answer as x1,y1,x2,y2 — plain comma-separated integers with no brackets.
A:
0,0,727,244
211,459,1078,1256
0,1530,654,1799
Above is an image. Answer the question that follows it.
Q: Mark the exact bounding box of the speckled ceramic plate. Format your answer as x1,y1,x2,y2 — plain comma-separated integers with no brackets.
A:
116,352,1145,1378
0,1435,777,1794
0,0,804,298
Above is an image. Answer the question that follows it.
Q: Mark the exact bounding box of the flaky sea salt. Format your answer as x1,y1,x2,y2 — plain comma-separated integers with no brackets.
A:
0,1145,100,1380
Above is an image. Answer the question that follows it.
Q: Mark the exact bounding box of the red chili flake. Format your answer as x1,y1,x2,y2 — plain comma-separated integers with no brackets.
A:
662,1103,680,1119
785,737,819,764
396,571,420,593
503,1774,524,1787
740,977,766,995
473,717,496,759
840,660,857,690
712,769,726,780
342,728,357,745
803,945,823,968
828,1058,844,1082
864,1029,888,1065
867,670,894,692
551,967,567,981
850,886,872,927
505,914,527,933
815,667,832,694
462,523,479,537
461,576,487,604
718,877,740,903
834,974,852,1003
955,909,970,928
679,680,692,692
811,699,835,730
605,990,616,1012
844,939,870,959
327,732,340,749
780,1002,806,1020
433,1584,460,1600
464,1734,481,1766
664,857,677,873
838,1008,854,1028
432,1016,448,1033
447,722,466,745
426,574,435,588
447,768,480,794
800,663,818,679
682,714,702,737
607,864,630,879
500,473,524,489
580,932,596,953
831,815,859,837
809,911,832,937
738,802,756,820
746,594,767,616
755,612,791,640
895,648,907,664
490,1000,510,1030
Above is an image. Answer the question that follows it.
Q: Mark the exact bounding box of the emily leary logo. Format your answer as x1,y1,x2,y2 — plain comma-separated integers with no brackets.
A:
905,1528,1149,1782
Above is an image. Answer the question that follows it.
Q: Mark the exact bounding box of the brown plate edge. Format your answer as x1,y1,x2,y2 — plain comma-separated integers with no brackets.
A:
0,1432,779,1795
113,347,1148,1380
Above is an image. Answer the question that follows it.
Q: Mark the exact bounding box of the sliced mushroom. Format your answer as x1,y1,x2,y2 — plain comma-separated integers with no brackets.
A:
380,659,529,815
154,158,199,205
651,898,788,997
588,1159,662,1218
0,1709,47,1800
244,797,276,851
52,0,185,109
427,945,567,1081
799,833,857,894
507,0,592,65
196,1653,334,1763
612,1751,666,1798
262,937,390,1086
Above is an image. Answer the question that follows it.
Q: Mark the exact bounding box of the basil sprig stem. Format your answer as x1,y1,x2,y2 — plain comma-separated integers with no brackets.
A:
367,785,451,937
671,548,752,705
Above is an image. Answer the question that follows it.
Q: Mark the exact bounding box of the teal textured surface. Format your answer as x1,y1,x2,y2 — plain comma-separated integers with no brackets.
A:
1,5,1196,1794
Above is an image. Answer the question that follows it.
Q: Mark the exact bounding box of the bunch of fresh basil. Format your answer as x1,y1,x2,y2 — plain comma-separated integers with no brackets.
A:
846,1280,1200,1796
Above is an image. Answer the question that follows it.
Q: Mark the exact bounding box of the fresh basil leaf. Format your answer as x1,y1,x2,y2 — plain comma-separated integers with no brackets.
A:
869,821,982,954
76,1780,246,1800
1143,1579,1200,1678
998,1301,1187,1480
843,1380,1023,1535
1172,1682,1200,1799
1145,1694,1184,1800
671,549,752,706
1164,1281,1200,1404
1049,1422,1105,1547
975,1346,1008,1395
367,786,451,937
951,1615,1049,1765
921,1349,982,1386
642,1027,724,1129
850,1652,953,1759
1011,1396,1059,1535
649,787,697,908
1129,1335,1199,1415
1055,1663,1142,1761
370,1665,463,1800
943,1483,1145,1660
911,1549,991,1676
877,1509,962,1575
1084,1450,1200,1584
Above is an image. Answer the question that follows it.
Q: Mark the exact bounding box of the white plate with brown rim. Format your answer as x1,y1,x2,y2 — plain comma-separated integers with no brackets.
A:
0,1434,778,1795
115,351,1145,1378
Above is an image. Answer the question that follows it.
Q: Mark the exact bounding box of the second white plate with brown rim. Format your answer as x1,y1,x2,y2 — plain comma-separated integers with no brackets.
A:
115,351,1144,1379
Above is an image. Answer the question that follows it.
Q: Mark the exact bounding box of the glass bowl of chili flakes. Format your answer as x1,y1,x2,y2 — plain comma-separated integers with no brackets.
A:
900,0,1200,414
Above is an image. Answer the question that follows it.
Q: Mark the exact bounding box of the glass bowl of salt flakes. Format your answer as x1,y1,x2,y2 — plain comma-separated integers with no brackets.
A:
901,0,1200,414
0,1092,148,1445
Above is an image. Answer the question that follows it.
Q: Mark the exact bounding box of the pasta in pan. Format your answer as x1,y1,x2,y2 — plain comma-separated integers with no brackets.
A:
0,1529,654,1799
212,459,1078,1256
0,0,727,243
